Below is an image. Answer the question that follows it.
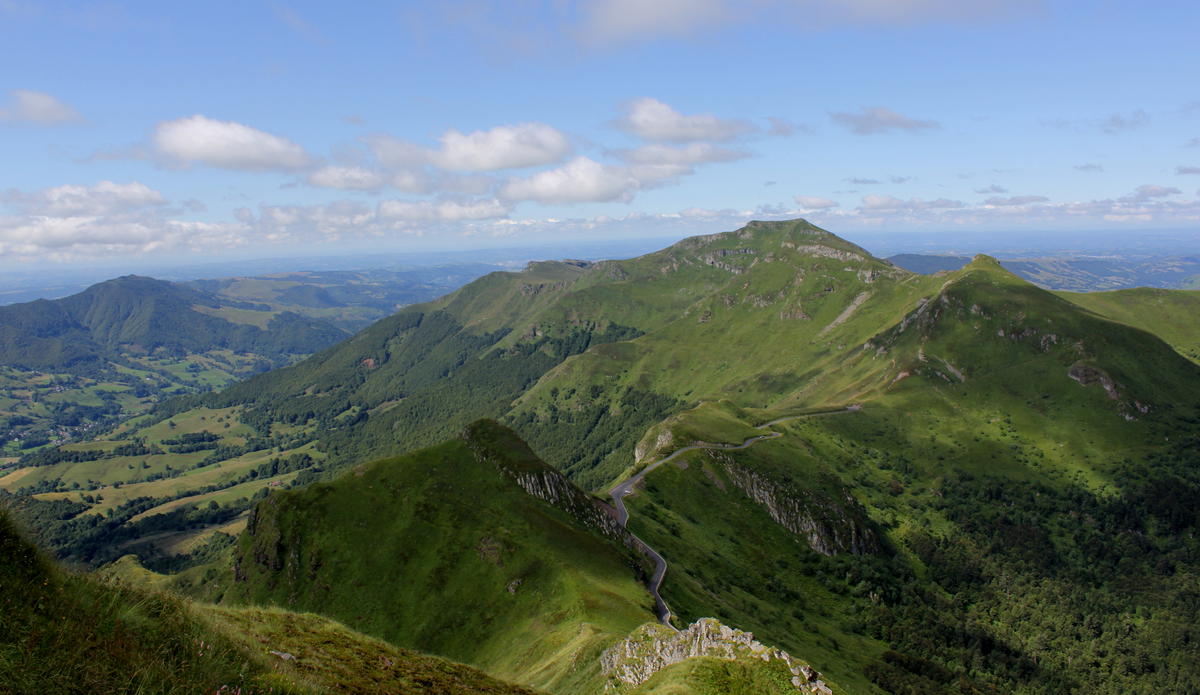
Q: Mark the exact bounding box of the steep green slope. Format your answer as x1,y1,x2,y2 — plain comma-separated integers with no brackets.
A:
1057,286,1200,364
0,509,541,694
151,220,939,490
198,420,656,694
617,257,1200,693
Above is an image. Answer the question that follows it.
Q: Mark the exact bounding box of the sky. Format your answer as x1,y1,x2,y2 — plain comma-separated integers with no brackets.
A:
1,0,1198,269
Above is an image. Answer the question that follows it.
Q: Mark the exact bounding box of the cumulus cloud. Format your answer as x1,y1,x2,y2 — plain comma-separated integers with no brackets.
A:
307,166,388,190
4,181,165,216
1177,166,1200,175
241,197,510,244
831,106,939,135
613,142,748,184
984,195,1050,206
153,115,310,171
0,180,244,261
377,198,509,221
362,134,429,169
617,97,754,142
794,195,839,209
619,142,746,166
975,184,1008,194
0,89,83,124
501,156,639,204
1119,184,1181,203
433,122,572,171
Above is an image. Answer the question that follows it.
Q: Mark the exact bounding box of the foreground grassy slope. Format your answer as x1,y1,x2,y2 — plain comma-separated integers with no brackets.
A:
200,420,655,694
1,510,540,694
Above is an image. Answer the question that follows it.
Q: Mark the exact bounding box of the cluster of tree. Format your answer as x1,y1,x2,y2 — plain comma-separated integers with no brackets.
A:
855,428,1200,693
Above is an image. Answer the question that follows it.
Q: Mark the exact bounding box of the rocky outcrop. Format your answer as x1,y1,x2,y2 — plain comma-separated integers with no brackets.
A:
1068,362,1120,400
601,618,832,693
702,248,756,274
635,427,675,464
462,430,643,556
719,456,881,556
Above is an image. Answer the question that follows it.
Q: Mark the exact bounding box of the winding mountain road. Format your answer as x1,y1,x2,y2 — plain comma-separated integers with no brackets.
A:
608,406,859,628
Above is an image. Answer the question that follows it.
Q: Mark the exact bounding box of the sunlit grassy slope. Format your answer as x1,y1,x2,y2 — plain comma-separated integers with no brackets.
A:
0,510,539,695
197,420,656,694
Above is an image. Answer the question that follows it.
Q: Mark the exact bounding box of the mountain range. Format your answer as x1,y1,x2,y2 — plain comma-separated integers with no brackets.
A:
3,219,1199,694
888,252,1200,291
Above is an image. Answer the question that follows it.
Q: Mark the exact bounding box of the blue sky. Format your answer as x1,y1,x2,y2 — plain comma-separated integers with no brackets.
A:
1,0,1198,267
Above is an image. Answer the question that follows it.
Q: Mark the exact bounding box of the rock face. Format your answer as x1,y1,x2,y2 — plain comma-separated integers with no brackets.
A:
462,426,642,555
600,618,832,693
719,455,882,556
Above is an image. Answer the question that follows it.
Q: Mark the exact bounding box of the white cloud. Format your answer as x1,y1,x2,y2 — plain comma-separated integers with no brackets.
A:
362,134,430,169
831,107,940,135
377,198,509,221
617,97,754,142
794,195,839,209
1177,166,1200,175
615,142,748,184
153,115,310,171
0,89,83,124
0,180,245,262
501,156,639,204
619,142,746,166
307,165,388,190
434,122,572,171
4,181,165,216
362,123,571,174
975,184,1008,193
1075,163,1103,172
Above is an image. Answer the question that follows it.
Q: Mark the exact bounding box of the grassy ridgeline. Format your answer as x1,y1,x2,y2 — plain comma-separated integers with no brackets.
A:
0,510,542,694
201,420,656,694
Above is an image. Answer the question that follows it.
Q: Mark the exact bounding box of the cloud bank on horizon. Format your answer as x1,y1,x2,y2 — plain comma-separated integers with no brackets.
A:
0,0,1198,264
